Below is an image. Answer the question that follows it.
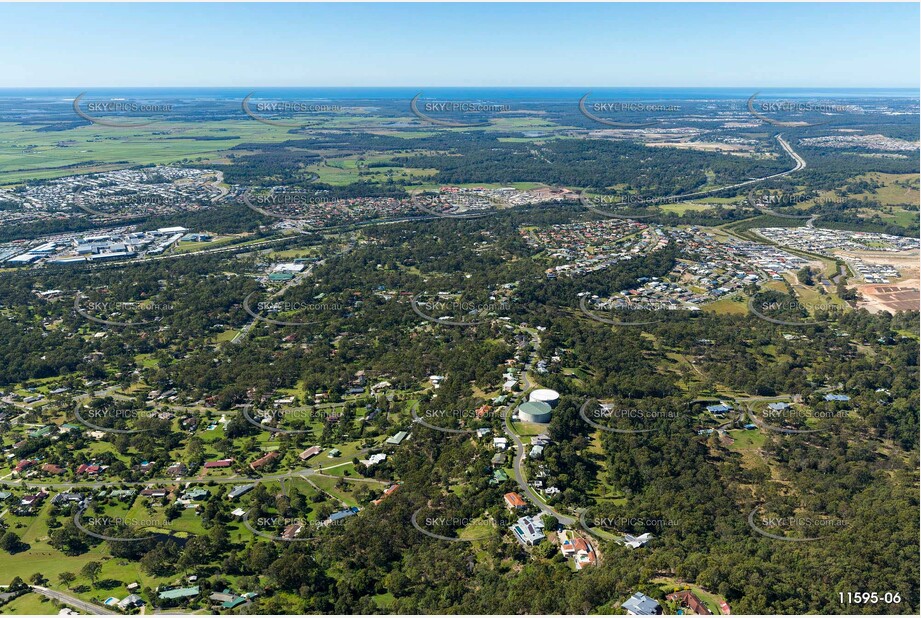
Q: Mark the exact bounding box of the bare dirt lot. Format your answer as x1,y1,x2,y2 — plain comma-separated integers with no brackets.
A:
857,282,919,313
846,252,919,313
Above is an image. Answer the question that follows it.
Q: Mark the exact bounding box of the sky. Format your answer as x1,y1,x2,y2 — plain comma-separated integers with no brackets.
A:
1,2,918,88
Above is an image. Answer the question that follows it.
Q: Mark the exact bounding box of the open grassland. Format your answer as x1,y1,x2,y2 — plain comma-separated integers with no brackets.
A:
0,121,303,185
305,155,438,186
849,172,920,206
0,592,60,615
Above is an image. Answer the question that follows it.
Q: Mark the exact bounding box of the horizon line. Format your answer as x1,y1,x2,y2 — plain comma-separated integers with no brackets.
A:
0,85,918,90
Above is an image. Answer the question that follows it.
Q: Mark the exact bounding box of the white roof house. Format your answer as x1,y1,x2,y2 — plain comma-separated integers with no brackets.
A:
511,515,545,546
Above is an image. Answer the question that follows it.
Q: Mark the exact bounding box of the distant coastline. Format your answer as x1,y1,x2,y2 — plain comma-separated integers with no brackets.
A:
0,87,917,102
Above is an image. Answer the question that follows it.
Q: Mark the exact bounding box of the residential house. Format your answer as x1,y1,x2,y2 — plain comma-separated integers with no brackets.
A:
365,453,387,467
560,530,597,569
166,462,188,476
14,460,36,474
325,507,359,526
490,469,509,485
666,590,712,616
117,594,145,610
227,484,255,500
386,431,408,445
76,463,101,475
511,515,545,546
623,533,653,549
504,492,527,510
299,446,322,461
140,488,168,499
180,488,209,502
250,451,280,471
51,492,84,506
21,491,49,507
621,592,662,616
157,586,200,603
373,484,399,506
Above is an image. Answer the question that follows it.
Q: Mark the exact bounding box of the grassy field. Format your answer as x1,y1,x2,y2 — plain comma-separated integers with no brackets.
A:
0,120,312,185
0,592,61,615
728,428,766,450
848,172,919,206
704,294,749,315
659,200,741,215
304,153,439,186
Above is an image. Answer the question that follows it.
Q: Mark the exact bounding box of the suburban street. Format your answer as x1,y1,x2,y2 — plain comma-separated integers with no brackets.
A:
501,326,577,526
33,586,117,615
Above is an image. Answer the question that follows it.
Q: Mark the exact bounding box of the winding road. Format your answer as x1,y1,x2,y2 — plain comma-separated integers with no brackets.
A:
631,134,806,206
499,326,577,526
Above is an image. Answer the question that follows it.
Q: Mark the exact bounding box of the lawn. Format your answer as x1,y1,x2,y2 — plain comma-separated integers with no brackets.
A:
0,592,61,615
727,428,766,450
308,474,360,508
653,577,729,615
704,295,749,315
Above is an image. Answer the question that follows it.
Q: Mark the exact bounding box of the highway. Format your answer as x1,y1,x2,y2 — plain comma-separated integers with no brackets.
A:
631,134,806,206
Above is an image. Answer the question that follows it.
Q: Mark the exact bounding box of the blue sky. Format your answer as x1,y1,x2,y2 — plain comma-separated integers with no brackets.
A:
1,2,918,87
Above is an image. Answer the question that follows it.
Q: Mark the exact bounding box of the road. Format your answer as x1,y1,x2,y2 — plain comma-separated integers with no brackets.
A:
32,586,117,615
0,462,325,491
632,134,805,205
500,326,577,526
20,135,807,277
232,234,356,343
502,404,575,527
